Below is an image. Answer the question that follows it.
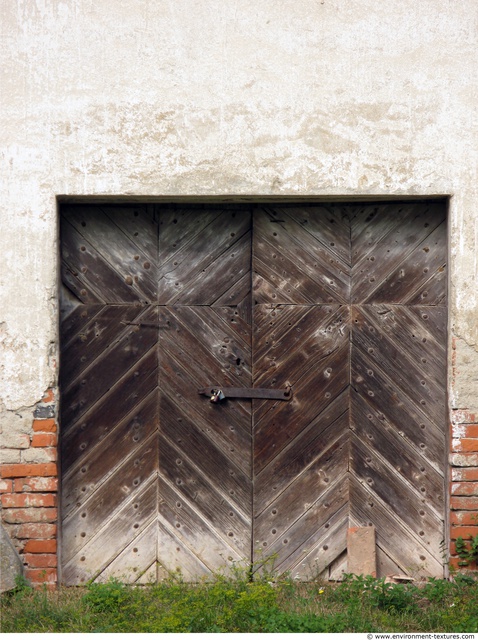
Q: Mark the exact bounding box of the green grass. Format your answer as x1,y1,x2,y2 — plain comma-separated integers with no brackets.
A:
1,571,477,633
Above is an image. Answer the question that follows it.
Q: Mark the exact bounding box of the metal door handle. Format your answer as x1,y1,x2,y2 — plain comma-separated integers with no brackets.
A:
198,386,292,402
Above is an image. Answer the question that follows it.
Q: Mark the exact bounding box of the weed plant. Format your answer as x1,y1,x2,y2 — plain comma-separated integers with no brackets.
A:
1,570,477,633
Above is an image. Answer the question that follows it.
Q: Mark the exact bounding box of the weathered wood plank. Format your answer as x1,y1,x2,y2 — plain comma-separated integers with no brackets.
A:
61,396,159,520
351,434,444,551
351,202,445,304
254,474,349,573
351,391,444,514
351,345,445,470
350,477,444,578
157,433,250,554
255,388,348,508
65,205,158,302
352,306,446,428
62,478,157,585
255,431,349,541
61,307,158,426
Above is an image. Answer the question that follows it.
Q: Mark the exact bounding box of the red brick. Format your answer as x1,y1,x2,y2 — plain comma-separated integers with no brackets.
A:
17,523,57,539
448,556,476,570
452,438,478,453
23,539,57,553
460,425,478,438
31,433,58,447
1,493,56,508
452,411,478,424
1,463,57,478
451,481,478,496
32,419,57,433
450,525,478,540
450,496,478,510
3,507,58,524
0,479,13,493
450,511,478,525
42,389,55,403
451,468,478,482
25,568,57,584
24,553,57,568
14,477,58,492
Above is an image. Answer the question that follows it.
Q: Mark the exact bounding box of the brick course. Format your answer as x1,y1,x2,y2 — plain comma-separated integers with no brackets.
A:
1,389,59,588
449,408,478,572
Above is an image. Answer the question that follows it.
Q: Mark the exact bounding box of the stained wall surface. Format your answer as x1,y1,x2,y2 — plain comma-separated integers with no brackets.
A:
1,0,477,584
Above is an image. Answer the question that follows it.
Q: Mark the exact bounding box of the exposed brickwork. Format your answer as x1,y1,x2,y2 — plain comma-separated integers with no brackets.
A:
0,389,59,588
449,407,478,572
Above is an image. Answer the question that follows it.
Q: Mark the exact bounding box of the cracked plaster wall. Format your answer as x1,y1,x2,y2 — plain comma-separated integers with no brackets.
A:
1,0,477,421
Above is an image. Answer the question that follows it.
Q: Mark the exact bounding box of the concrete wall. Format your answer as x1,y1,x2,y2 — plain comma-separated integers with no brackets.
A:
1,0,477,584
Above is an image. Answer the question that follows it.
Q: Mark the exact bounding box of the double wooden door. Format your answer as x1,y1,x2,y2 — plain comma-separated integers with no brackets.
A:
60,202,447,584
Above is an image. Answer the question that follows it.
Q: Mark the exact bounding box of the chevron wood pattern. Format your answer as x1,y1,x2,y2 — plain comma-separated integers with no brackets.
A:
60,201,447,584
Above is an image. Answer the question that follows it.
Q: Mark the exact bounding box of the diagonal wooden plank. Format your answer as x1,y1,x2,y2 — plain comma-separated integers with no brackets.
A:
62,395,159,519
273,507,349,580
100,519,158,583
352,306,446,428
61,346,158,465
254,207,350,304
173,230,251,306
254,474,349,573
156,473,246,573
351,434,444,552
158,209,251,304
62,478,157,585
253,340,350,474
61,307,158,426
283,205,351,266
350,476,444,578
351,201,445,304
365,221,447,304
64,205,158,302
255,431,349,539
103,204,158,264
61,305,149,383
351,391,444,514
254,395,348,514
351,345,445,471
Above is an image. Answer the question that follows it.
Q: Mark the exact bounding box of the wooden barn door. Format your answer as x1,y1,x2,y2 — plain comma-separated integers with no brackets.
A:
60,204,253,584
60,201,446,584
252,202,447,580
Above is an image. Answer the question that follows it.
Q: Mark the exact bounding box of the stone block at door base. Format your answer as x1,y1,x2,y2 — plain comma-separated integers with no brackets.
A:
347,526,377,578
